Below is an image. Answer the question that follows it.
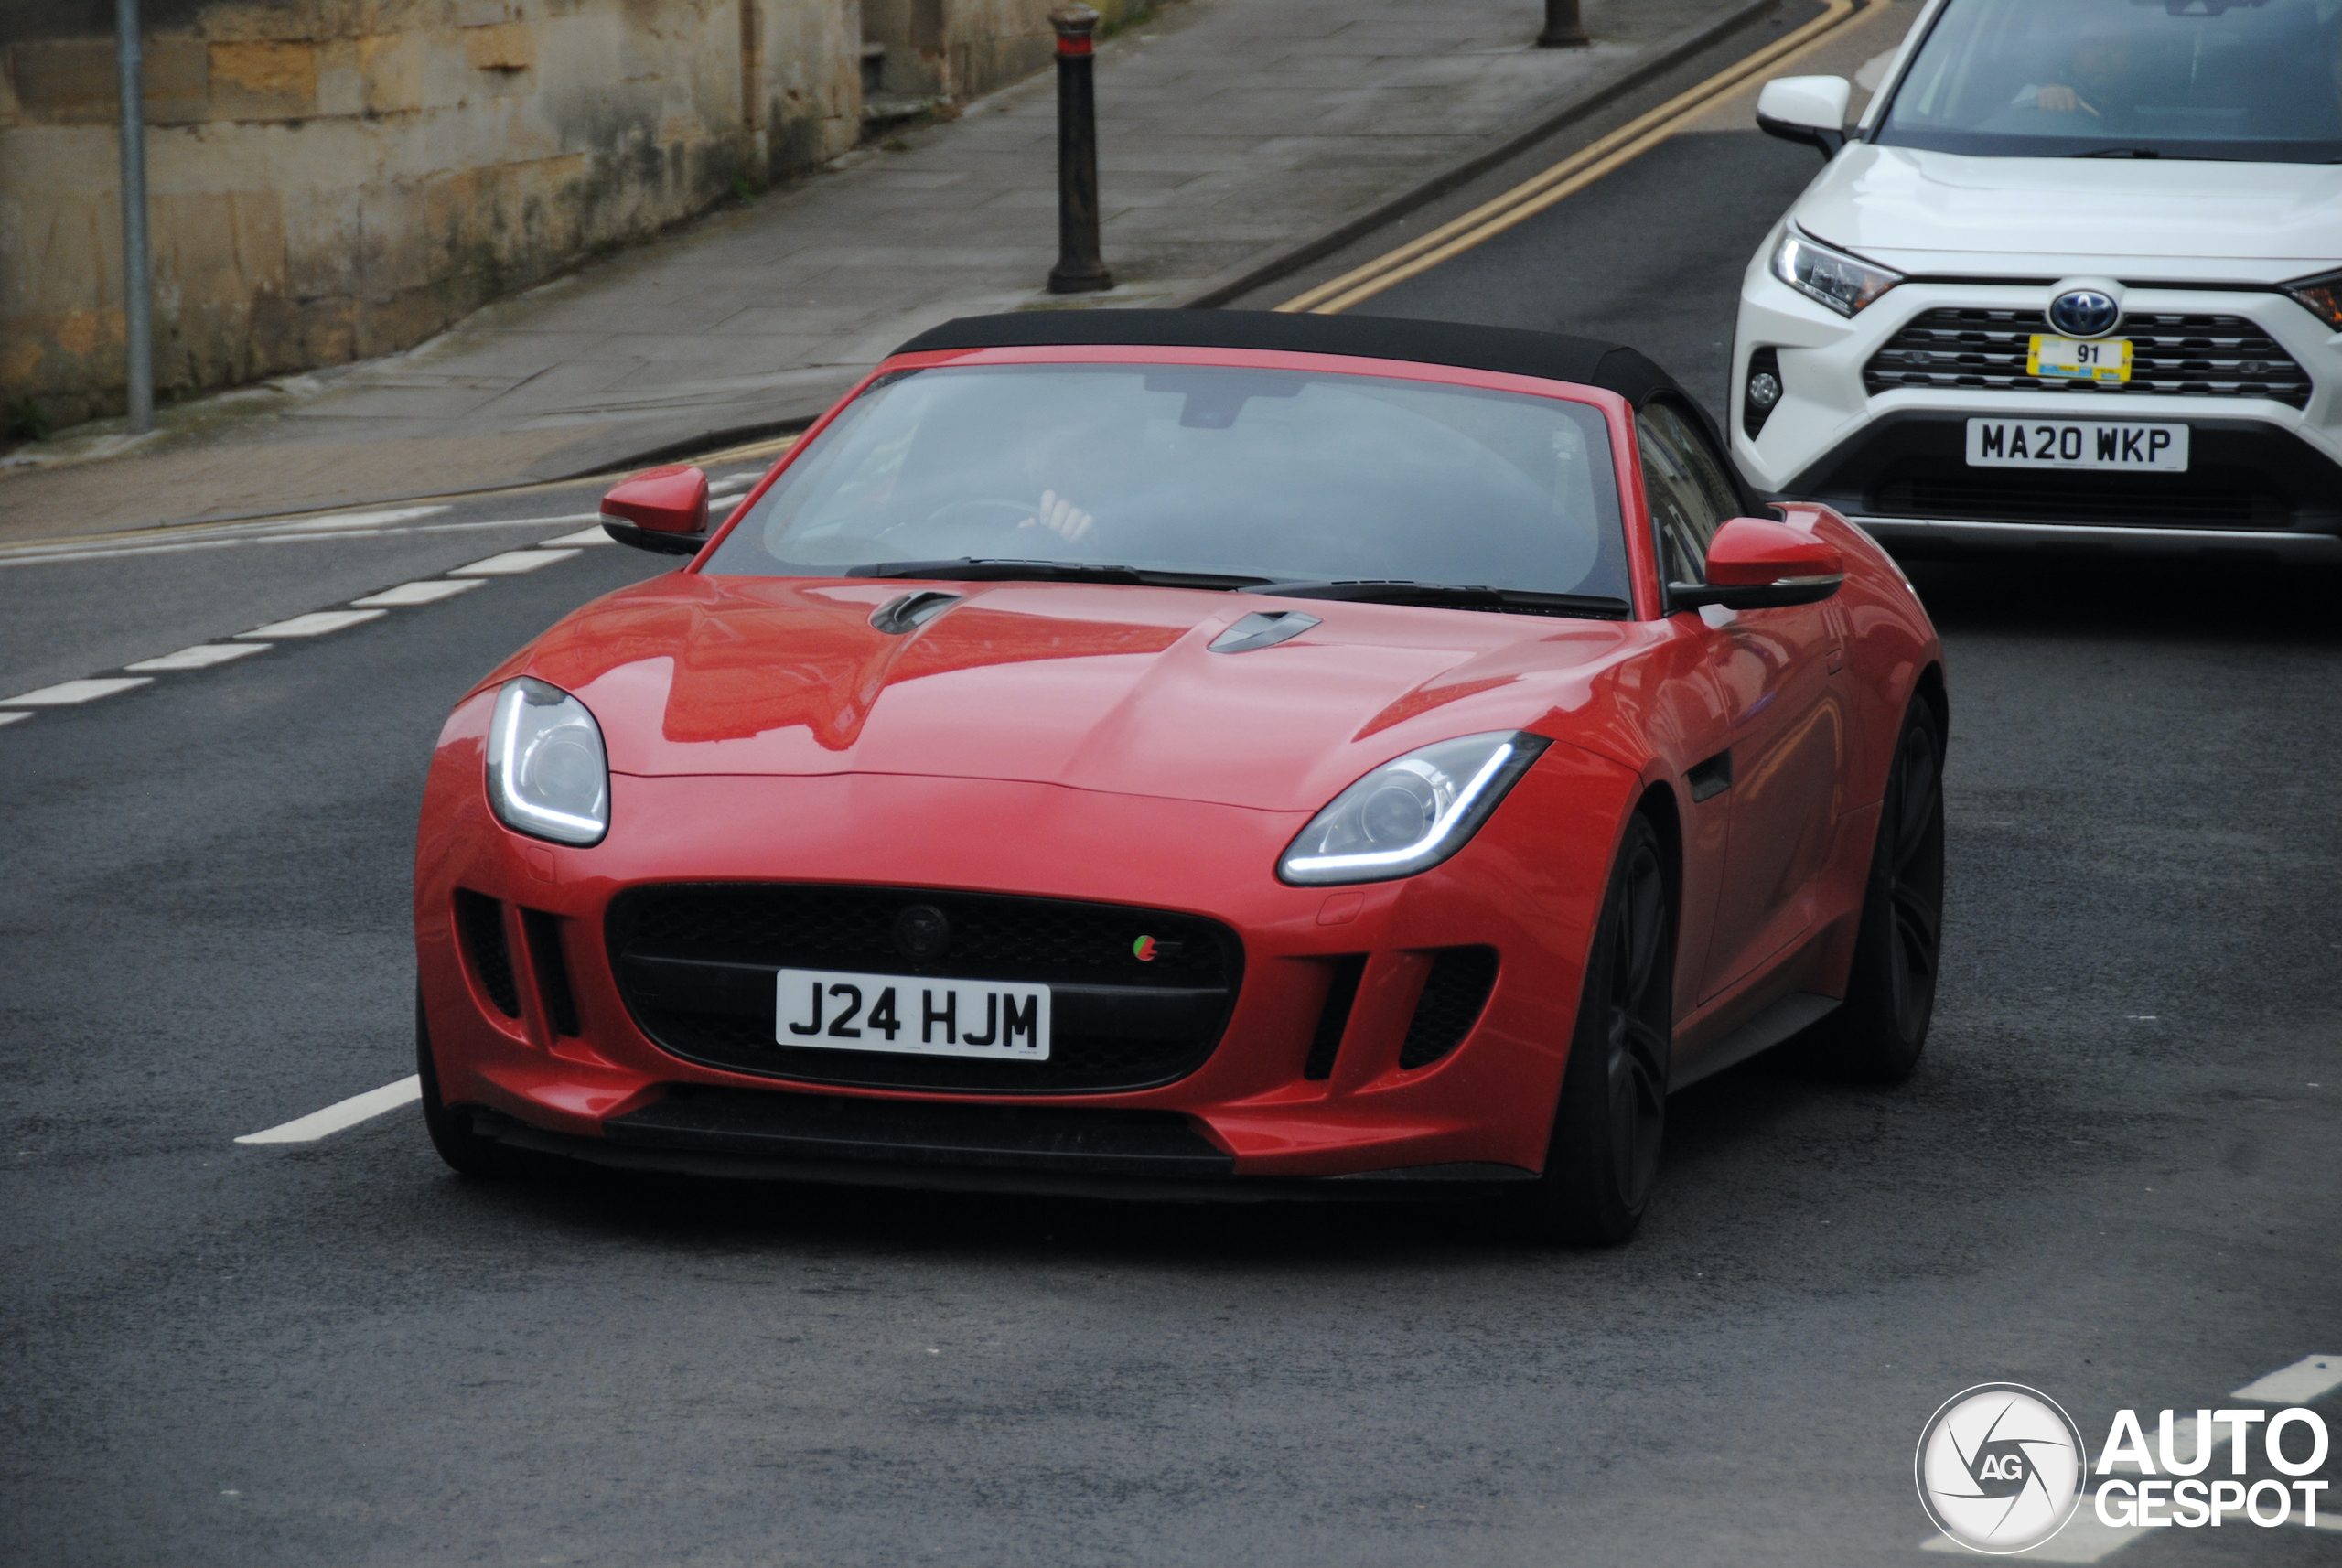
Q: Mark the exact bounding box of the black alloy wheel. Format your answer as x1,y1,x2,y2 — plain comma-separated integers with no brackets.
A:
1801,698,1946,1081
417,985,505,1177
1509,814,1672,1244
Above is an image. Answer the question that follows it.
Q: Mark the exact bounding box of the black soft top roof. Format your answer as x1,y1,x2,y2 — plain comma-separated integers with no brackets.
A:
892,309,1683,409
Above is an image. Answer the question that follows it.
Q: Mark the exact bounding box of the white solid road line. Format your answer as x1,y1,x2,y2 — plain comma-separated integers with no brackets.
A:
125,642,273,671
237,609,388,639
2,676,156,705
351,579,487,607
234,1076,423,1144
273,504,451,532
453,548,581,575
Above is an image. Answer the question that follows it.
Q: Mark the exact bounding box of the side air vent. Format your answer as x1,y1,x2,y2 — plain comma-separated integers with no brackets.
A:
1304,956,1366,1080
455,890,521,1018
1398,947,1499,1070
521,908,581,1036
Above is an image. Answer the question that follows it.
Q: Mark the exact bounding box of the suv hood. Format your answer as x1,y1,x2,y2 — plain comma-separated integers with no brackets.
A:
509,575,1648,813
1796,145,2342,281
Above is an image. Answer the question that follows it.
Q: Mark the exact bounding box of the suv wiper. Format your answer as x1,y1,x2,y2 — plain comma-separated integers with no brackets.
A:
847,558,1270,589
1241,579,1632,620
2070,146,2160,158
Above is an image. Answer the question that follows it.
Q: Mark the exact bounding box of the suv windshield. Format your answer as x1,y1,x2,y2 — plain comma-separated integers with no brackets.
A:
1876,0,2342,163
704,362,1630,606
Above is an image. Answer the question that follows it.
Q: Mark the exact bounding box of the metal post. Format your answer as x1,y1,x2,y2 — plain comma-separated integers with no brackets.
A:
1046,5,1112,295
1537,0,1589,48
114,0,154,434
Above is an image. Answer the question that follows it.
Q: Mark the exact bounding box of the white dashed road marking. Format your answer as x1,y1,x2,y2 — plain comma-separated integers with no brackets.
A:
238,609,388,639
351,579,487,607
3,676,156,705
2233,1355,2342,1405
125,643,273,671
543,524,615,547
452,548,582,575
0,711,31,727
234,1076,423,1144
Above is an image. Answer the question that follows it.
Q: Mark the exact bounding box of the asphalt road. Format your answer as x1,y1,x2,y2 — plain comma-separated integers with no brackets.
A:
5,27,2339,1568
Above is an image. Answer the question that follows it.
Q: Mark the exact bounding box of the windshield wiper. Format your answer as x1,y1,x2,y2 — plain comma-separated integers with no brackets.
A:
1241,580,1633,620
2070,146,2161,158
847,558,1271,589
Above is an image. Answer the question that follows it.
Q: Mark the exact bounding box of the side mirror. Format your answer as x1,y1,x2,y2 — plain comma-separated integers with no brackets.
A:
1756,75,1851,158
1671,515,1844,612
600,465,711,555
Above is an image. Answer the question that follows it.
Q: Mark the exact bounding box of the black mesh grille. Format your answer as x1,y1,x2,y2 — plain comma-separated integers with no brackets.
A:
606,884,1242,1094
455,890,520,1018
521,908,581,1037
1867,461,2288,531
1398,948,1498,1070
1864,308,2313,408
1303,956,1365,1081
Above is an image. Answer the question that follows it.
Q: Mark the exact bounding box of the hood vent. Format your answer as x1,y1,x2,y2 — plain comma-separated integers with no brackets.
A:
870,591,962,635
1209,610,1320,653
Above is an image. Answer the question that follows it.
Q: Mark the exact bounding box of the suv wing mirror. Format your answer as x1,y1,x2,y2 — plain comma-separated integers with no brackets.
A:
1671,515,1844,612
600,465,711,554
1756,75,1851,158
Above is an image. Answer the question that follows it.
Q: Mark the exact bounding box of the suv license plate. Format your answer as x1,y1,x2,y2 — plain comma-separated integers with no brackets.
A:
776,968,1051,1060
1965,419,2188,472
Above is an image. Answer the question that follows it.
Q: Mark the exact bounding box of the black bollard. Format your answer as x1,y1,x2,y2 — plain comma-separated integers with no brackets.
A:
1537,0,1589,48
1047,4,1114,294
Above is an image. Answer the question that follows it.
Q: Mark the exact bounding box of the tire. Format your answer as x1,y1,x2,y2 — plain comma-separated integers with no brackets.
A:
417,985,505,1177
1799,696,1946,1082
1506,814,1672,1245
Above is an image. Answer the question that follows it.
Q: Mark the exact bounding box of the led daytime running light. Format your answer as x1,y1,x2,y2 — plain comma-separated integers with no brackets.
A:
1770,228,1904,318
1285,744,1514,877
487,678,610,846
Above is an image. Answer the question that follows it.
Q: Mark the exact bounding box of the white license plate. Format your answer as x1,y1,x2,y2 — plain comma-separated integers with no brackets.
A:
775,968,1050,1061
1965,419,2189,472
2028,334,2132,383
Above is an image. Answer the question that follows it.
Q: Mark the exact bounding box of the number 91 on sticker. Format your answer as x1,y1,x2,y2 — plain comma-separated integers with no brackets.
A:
777,968,1053,1060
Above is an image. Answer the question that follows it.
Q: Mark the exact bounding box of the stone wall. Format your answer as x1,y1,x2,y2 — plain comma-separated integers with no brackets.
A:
0,0,865,429
860,0,1150,107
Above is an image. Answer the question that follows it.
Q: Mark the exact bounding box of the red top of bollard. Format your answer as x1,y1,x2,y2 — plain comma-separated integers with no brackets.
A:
1050,4,1100,53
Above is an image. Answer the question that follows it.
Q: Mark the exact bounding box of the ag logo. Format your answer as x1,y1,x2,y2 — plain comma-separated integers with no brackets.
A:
1916,1384,2085,1553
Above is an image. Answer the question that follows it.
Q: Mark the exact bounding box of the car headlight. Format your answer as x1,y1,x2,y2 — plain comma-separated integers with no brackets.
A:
2283,268,2342,332
487,677,609,846
1769,227,1903,317
1278,732,1550,886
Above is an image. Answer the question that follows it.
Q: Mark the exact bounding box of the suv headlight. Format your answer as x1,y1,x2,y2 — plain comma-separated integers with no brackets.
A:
1278,732,1550,886
2283,268,2342,332
1769,227,1903,317
487,677,609,846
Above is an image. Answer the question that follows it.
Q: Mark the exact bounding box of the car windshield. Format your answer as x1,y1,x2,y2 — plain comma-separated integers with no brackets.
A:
704,362,1631,606
1875,0,2342,163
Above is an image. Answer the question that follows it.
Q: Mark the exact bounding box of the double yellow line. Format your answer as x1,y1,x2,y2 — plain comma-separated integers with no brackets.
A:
1276,0,1894,316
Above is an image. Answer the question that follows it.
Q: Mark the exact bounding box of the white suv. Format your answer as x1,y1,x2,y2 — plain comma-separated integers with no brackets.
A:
1731,0,2342,561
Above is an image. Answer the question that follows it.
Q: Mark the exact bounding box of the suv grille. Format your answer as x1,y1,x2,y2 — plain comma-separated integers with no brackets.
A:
606,885,1241,1094
1864,309,2313,409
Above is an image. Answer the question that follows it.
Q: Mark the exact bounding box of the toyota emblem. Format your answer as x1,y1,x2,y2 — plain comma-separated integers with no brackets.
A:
2047,289,2121,338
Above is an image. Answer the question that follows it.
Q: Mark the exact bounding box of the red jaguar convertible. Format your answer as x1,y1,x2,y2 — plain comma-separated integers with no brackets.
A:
414,311,1946,1242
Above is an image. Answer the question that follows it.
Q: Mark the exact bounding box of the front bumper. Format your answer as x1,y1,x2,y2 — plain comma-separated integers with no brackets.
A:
1732,254,2342,558
414,710,1638,1188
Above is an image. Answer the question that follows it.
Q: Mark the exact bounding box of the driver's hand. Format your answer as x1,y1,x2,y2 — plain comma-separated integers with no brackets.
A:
1021,489,1097,545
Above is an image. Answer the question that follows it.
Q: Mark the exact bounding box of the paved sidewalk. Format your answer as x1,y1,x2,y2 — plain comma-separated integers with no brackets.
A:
0,0,1778,542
